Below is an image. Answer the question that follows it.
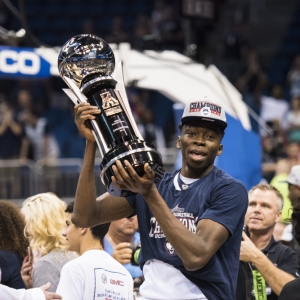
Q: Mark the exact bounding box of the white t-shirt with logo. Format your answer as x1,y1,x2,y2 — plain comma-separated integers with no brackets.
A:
56,250,133,300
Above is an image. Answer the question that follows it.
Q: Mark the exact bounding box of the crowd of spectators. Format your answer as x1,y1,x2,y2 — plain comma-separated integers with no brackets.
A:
0,194,139,299
210,16,300,231
1,1,300,201
237,49,300,226
0,0,183,158
1,152,300,299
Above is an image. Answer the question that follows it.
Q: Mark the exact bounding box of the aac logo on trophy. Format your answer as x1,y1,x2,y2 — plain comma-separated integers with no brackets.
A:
58,34,164,196
101,91,122,116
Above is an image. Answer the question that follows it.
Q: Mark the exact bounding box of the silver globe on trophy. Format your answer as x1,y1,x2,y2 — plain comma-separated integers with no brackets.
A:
58,34,164,196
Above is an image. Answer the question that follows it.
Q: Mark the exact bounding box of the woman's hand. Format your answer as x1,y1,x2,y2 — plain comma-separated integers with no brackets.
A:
20,255,33,289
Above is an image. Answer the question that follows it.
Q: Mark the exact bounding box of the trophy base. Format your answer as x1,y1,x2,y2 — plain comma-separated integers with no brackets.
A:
100,140,165,197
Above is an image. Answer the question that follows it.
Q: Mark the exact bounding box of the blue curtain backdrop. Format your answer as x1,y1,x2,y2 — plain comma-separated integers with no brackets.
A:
173,104,262,191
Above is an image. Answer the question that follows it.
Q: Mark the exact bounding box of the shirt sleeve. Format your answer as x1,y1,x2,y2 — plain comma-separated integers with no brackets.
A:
125,195,139,218
200,181,248,235
56,263,84,300
32,260,60,292
0,284,45,300
278,279,300,300
125,194,137,210
276,246,300,278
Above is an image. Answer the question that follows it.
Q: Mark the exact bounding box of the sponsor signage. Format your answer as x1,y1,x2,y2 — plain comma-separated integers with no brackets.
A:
0,46,51,78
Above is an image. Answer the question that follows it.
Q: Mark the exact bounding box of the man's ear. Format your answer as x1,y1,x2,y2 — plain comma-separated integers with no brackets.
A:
275,211,282,224
176,136,181,149
80,228,88,235
217,144,223,156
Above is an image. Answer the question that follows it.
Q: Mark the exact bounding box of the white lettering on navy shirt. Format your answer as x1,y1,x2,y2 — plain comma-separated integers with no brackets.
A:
148,205,198,255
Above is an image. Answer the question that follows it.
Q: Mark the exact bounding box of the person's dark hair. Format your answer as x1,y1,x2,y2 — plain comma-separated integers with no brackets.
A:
178,121,225,138
291,200,300,246
0,201,29,259
65,201,110,243
65,201,75,214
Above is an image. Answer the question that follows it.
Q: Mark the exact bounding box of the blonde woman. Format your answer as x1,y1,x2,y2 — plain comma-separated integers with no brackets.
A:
21,193,77,292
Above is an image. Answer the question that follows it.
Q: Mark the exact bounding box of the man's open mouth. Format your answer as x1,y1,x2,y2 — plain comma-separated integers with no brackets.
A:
189,150,206,160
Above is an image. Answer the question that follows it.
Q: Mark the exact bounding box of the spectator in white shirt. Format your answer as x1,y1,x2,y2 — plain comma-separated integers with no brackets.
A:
56,201,133,300
260,85,289,135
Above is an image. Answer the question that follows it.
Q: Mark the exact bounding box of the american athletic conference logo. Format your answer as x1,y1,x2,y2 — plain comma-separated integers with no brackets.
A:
100,91,122,117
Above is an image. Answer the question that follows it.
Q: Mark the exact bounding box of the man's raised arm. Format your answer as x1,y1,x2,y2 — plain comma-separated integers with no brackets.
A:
72,103,134,227
72,140,98,226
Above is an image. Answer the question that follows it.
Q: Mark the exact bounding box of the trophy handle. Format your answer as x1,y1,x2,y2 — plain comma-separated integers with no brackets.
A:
62,84,109,159
114,61,144,141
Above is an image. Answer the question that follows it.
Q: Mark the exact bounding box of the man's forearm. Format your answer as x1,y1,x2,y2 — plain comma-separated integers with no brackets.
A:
143,188,227,271
73,140,98,227
252,252,295,295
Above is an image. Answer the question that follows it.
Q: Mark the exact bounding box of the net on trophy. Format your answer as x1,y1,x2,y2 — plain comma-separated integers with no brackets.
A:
58,34,165,197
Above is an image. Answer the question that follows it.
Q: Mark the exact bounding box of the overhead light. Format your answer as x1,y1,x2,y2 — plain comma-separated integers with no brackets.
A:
0,26,26,46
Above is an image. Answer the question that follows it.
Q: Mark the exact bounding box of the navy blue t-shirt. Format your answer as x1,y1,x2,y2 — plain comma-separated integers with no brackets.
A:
126,166,248,300
0,250,25,289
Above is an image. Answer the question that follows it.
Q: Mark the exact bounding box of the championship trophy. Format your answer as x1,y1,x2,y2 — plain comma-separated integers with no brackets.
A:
58,34,164,196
